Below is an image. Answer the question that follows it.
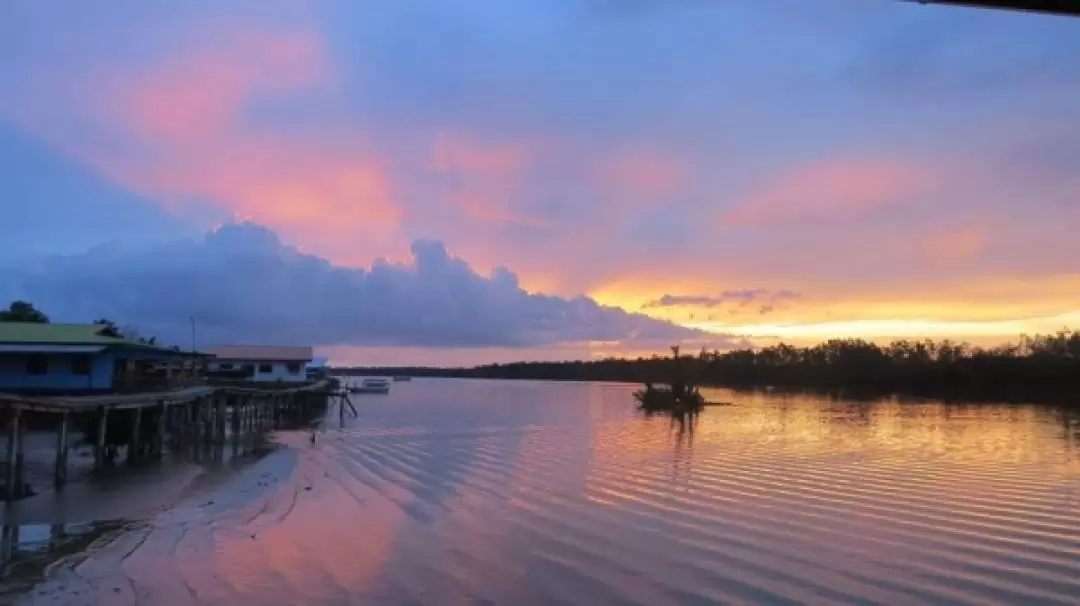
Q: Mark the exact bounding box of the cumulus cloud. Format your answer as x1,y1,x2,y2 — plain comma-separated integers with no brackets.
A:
1,223,735,352
642,289,802,310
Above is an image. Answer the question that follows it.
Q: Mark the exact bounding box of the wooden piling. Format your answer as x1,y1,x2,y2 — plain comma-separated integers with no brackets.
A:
0,524,16,562
54,412,69,487
95,407,108,469
156,400,167,458
203,397,213,445
186,400,196,445
217,396,226,442
5,406,21,500
129,407,143,464
231,396,240,444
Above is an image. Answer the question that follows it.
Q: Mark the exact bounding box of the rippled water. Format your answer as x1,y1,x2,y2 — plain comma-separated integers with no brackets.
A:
11,379,1080,605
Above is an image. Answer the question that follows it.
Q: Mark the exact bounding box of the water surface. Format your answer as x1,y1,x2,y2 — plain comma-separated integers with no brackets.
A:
12,379,1080,605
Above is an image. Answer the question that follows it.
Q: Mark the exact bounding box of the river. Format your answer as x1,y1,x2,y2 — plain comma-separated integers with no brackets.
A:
7,378,1080,605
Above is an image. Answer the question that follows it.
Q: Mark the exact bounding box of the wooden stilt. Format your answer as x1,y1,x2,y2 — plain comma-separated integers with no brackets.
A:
156,400,167,458
49,523,64,549
217,396,226,442
0,524,14,562
231,397,241,446
5,407,21,500
129,407,142,464
95,407,108,469
13,413,25,496
54,412,69,487
186,400,196,444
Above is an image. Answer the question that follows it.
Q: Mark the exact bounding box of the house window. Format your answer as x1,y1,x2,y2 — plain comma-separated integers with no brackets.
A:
258,364,273,373
26,355,48,375
286,362,301,374
71,355,93,375
219,363,234,370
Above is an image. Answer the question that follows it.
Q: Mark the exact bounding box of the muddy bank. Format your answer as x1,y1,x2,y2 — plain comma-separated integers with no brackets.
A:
1,434,296,602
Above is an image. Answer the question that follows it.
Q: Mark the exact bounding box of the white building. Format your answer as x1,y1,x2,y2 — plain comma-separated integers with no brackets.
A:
205,345,314,383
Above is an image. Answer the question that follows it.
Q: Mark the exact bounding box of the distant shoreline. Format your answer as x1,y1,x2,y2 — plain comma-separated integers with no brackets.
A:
331,370,1080,405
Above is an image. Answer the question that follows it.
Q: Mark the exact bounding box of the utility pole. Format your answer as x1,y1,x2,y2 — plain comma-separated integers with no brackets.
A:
190,316,197,352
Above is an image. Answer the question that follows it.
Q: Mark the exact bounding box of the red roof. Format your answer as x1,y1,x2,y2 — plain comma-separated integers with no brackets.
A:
206,345,313,362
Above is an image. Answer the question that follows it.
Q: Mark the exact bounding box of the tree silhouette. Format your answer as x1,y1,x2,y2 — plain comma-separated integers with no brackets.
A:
336,329,1080,401
0,301,50,323
93,318,122,337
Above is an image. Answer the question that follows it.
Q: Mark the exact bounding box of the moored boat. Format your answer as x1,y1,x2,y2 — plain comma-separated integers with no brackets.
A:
350,378,390,394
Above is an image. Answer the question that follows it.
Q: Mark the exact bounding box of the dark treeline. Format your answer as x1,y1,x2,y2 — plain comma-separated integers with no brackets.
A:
337,330,1080,401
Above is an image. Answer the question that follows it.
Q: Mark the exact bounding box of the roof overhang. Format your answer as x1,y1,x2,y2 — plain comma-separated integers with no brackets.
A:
911,1,1080,16
0,344,106,354
212,357,312,363
115,346,210,359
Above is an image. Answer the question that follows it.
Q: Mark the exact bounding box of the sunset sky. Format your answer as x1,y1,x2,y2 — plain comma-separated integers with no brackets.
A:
1,1,1078,366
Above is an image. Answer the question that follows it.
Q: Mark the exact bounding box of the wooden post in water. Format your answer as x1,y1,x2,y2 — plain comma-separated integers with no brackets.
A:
0,524,15,563
230,395,241,452
54,411,69,487
5,406,21,500
95,407,108,469
216,395,226,443
13,412,25,497
204,397,213,443
156,400,167,458
129,406,143,465
205,397,215,446
186,399,196,445
198,398,207,444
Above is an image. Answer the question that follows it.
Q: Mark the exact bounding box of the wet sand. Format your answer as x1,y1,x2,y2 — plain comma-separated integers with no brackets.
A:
2,436,293,604
12,431,314,605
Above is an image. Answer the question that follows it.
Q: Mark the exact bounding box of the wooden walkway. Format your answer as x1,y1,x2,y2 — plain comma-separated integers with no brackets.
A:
0,381,338,501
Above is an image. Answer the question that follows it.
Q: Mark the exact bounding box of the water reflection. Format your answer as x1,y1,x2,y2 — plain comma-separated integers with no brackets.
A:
9,379,1080,605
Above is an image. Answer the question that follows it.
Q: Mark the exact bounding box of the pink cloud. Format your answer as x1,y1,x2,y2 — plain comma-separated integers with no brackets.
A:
596,148,687,198
42,26,401,263
121,30,329,142
724,159,936,227
429,134,558,228
431,134,530,175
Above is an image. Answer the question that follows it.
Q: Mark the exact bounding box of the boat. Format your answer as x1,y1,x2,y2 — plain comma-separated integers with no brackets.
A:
350,378,390,394
392,376,412,382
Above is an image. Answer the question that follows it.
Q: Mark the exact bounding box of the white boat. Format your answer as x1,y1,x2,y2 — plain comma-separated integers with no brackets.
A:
350,378,390,394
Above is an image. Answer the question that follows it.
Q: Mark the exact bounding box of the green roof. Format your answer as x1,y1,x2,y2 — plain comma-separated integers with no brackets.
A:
0,322,200,356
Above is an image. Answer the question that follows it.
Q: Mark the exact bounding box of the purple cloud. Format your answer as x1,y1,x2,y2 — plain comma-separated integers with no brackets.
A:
1,223,738,352
642,289,802,310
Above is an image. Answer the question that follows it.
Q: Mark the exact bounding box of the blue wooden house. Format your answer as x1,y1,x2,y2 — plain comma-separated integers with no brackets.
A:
0,323,204,393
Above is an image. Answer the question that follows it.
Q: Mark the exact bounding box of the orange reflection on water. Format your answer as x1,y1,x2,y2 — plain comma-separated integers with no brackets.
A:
14,380,1080,606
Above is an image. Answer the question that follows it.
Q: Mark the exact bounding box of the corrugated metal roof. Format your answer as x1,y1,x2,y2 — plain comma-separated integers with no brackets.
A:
0,344,106,354
0,322,132,345
206,345,314,362
0,322,203,357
